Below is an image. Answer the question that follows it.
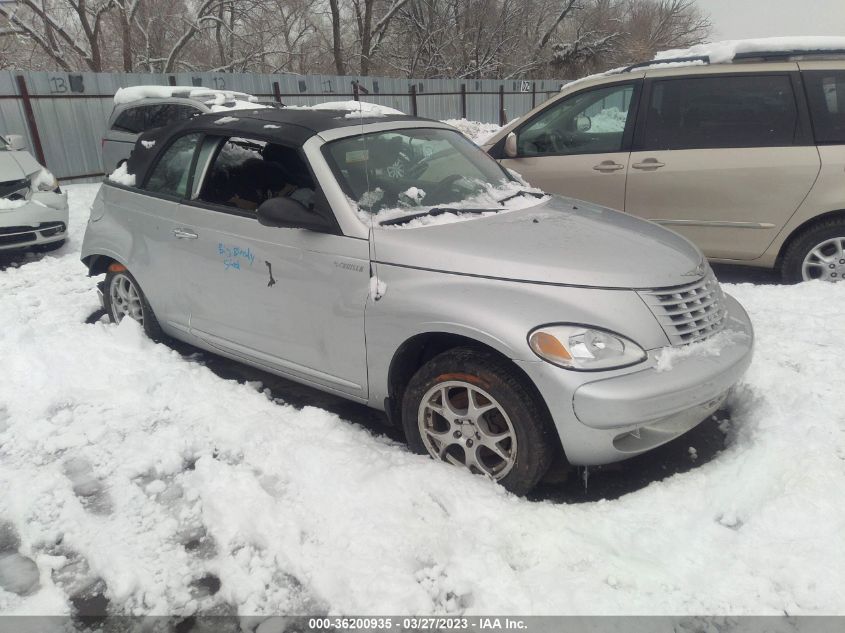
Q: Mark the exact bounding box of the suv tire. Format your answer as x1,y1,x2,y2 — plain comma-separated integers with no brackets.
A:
401,347,556,495
781,217,845,283
103,269,164,340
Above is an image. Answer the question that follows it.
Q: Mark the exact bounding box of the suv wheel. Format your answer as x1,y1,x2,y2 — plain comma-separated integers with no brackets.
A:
401,347,556,495
782,218,845,283
103,269,164,340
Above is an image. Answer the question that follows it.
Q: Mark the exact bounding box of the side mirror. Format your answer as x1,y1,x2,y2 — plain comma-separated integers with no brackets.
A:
257,196,331,232
575,115,592,133
3,134,26,151
504,132,518,158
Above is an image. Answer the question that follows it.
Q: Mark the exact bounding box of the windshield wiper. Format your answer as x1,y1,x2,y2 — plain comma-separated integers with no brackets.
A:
495,188,546,204
378,207,502,227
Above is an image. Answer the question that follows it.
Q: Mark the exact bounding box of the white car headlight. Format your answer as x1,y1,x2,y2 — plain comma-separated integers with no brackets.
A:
528,324,646,371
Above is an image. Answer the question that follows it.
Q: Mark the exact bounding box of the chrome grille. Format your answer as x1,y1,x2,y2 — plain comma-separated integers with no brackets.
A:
638,268,728,346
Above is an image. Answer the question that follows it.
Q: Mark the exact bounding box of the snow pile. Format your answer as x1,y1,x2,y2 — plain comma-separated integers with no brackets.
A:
140,140,155,149
589,107,628,133
441,119,502,145
0,198,28,210
286,101,404,118
210,100,269,113
655,328,750,372
31,168,56,191
107,162,135,186
656,36,845,65
213,116,239,125
0,186,844,617
114,86,260,107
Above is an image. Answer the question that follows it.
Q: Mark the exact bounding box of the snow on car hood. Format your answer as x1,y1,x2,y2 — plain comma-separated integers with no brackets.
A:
373,196,704,289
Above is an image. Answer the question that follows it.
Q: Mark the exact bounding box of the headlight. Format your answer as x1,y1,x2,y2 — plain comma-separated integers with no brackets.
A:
528,324,646,371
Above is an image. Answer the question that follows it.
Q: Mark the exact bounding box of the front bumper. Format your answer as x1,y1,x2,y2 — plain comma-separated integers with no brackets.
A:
517,293,754,465
0,191,69,251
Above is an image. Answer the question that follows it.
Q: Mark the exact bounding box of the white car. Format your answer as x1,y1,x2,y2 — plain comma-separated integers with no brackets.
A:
0,134,69,253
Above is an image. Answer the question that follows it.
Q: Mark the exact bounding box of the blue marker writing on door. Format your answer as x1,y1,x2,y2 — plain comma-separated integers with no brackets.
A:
218,242,255,270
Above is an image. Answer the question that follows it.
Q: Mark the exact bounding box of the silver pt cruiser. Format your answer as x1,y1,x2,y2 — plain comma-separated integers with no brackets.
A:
81,106,753,495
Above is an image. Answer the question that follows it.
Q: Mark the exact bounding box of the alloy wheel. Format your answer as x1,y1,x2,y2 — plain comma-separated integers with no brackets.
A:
418,380,518,480
801,237,845,282
109,272,145,325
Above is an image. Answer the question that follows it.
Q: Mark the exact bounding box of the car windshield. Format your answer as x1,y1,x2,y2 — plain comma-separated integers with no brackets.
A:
324,128,515,217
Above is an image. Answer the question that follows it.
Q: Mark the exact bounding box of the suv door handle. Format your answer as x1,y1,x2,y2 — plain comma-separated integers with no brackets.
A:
632,158,666,170
593,160,625,172
172,228,198,239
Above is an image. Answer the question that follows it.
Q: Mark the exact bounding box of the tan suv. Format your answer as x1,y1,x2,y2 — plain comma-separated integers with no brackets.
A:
483,49,845,282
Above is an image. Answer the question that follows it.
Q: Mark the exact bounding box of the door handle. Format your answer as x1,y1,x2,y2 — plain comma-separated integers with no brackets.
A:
632,158,666,170
593,160,625,172
172,228,198,239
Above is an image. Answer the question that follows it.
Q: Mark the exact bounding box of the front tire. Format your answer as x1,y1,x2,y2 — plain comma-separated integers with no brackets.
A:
103,269,164,340
401,347,556,495
781,218,845,283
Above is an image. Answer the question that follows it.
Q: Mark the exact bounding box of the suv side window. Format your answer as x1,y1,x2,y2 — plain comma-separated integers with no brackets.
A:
198,137,316,213
803,70,845,144
516,83,637,156
112,107,146,133
643,75,798,150
145,133,202,198
147,104,201,131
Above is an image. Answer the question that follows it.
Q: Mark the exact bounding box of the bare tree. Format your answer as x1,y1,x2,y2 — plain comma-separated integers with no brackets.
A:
0,0,115,71
0,0,712,78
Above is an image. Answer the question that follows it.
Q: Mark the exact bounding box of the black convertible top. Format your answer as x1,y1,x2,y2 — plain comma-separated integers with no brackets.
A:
123,106,432,187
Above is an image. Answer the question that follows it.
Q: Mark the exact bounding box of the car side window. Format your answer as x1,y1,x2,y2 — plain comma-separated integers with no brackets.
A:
197,137,316,213
803,70,845,144
112,107,146,133
643,75,798,150
516,83,636,156
144,133,202,198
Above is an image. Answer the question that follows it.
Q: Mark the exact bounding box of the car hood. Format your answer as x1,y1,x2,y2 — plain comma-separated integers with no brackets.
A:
372,196,704,289
0,151,41,181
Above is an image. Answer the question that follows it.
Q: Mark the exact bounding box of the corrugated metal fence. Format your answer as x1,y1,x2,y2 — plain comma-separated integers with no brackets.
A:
0,70,566,182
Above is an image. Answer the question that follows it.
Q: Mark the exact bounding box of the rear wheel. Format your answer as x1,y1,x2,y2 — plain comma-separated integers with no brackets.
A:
401,347,556,495
103,269,164,340
781,218,845,283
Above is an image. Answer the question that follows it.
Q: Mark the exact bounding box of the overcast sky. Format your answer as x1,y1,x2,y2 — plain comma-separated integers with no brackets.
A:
695,0,845,40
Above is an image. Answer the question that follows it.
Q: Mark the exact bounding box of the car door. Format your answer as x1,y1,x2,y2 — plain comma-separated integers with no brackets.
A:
499,79,642,211
172,135,370,399
119,131,205,331
625,72,821,260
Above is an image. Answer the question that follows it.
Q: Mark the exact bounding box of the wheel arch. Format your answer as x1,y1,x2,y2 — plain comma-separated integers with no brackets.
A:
776,208,845,270
385,332,559,449
82,253,127,276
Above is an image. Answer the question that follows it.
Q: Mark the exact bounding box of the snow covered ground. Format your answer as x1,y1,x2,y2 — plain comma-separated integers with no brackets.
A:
1,184,844,618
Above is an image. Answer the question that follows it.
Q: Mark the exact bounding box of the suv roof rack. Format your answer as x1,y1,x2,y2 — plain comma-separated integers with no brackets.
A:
621,56,710,73
620,48,845,73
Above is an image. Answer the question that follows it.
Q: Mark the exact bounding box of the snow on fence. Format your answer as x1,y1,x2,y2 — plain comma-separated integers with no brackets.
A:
0,71,566,182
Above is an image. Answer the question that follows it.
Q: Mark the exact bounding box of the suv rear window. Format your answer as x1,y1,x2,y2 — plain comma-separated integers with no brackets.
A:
803,70,845,144
112,107,146,133
643,75,799,150
147,104,200,130
112,104,200,134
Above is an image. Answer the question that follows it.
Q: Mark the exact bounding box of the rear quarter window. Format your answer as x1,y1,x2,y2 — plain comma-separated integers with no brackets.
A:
803,70,845,144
